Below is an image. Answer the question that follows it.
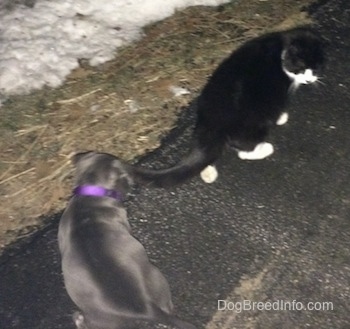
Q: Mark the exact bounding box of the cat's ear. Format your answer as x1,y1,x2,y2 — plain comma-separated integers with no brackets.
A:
71,151,96,165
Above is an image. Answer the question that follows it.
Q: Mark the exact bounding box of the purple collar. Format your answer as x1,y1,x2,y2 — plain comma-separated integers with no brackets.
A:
73,185,123,201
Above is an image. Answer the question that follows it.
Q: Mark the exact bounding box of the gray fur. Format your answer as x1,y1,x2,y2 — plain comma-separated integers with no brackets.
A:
58,151,195,329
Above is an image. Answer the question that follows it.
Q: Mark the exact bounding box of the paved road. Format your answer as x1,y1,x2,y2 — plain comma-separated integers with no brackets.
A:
1,0,349,328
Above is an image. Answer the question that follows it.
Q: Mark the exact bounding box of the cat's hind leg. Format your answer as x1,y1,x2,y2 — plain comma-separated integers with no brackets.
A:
229,127,273,160
238,142,274,160
276,112,289,125
200,165,218,183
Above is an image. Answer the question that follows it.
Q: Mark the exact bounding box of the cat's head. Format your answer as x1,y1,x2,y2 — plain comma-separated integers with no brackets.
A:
72,151,133,195
282,28,325,86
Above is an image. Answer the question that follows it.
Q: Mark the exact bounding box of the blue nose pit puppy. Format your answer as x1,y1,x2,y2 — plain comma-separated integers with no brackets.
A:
58,151,195,329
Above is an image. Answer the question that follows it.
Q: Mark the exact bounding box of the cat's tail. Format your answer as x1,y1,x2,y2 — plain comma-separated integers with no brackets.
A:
129,134,224,188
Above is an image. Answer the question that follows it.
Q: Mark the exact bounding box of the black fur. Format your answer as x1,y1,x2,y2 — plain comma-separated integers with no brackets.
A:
131,27,325,187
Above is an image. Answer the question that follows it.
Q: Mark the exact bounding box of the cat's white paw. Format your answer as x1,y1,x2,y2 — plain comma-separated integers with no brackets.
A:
238,142,274,160
200,165,218,183
276,112,289,125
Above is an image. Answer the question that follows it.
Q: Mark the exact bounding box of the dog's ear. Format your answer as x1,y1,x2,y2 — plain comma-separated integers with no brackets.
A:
71,151,96,165
112,159,133,190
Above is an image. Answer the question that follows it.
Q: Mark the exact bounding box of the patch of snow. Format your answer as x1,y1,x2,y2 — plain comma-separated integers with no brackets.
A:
0,0,230,99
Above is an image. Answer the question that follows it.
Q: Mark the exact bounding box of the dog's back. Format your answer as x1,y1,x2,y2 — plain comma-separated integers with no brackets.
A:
58,152,196,329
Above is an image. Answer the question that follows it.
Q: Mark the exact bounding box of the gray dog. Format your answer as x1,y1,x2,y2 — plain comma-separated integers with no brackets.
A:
58,151,196,329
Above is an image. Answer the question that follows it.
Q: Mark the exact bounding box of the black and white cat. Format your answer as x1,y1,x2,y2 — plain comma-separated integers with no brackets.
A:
131,27,325,187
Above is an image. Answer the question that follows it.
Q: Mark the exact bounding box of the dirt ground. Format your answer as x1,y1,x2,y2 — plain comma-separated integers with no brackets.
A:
0,0,316,253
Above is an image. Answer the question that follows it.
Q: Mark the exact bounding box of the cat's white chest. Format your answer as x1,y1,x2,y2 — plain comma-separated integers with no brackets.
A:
284,68,318,88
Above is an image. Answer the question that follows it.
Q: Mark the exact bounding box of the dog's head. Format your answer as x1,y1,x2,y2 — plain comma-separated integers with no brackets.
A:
72,151,133,196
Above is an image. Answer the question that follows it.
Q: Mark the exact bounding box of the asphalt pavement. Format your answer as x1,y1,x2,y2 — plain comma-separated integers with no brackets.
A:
0,0,349,328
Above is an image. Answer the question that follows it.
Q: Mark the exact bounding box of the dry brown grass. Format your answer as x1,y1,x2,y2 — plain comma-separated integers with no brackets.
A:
0,0,315,251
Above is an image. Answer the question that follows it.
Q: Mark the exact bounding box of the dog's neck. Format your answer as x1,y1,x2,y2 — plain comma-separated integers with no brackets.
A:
73,185,124,201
